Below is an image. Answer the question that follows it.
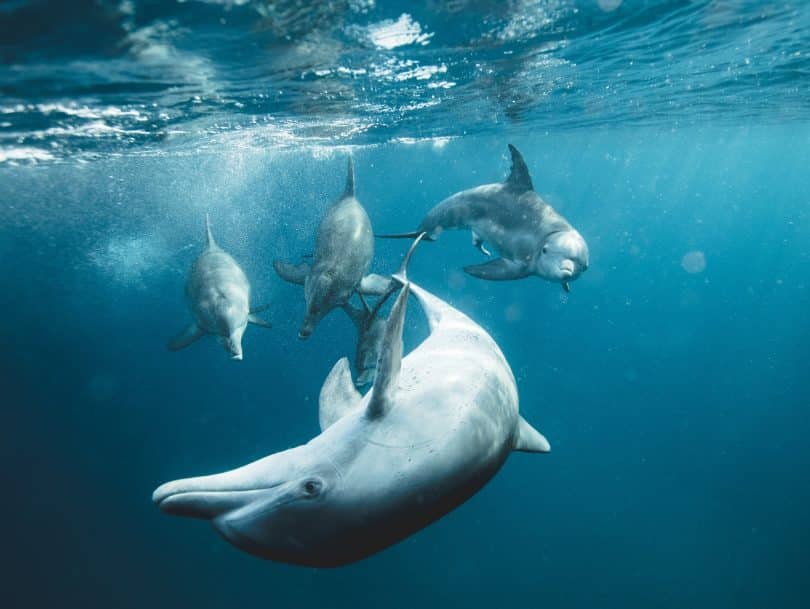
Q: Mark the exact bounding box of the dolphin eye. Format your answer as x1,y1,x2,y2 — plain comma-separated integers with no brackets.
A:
542,246,548,254
302,479,322,497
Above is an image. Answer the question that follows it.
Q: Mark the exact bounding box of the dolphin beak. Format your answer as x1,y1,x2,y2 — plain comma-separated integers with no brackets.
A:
231,352,243,361
153,446,305,520
298,322,313,340
154,484,272,519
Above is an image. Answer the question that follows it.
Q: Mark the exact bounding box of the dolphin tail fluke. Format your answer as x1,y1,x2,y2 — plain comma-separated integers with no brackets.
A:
506,144,534,192
205,213,215,247
392,232,427,286
343,155,355,198
319,358,362,431
375,231,435,241
513,416,551,453
168,323,204,352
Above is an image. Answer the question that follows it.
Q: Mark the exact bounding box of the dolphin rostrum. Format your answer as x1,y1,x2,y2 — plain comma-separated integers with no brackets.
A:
153,235,550,567
378,144,589,291
273,156,391,339
168,215,271,360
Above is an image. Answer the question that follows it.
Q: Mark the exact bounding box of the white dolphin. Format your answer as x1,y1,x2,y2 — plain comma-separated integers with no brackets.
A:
168,215,271,360
379,144,589,292
154,236,550,566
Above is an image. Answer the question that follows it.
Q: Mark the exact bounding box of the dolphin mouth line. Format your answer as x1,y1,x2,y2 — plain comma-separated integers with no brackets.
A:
154,483,283,509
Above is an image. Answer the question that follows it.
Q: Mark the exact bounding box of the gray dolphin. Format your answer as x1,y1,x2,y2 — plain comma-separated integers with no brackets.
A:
168,215,271,360
342,290,395,388
274,156,391,339
153,236,550,567
379,144,589,291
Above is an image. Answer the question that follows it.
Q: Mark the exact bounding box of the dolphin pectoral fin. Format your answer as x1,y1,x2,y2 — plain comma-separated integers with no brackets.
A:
562,282,570,293
366,283,408,419
247,314,272,329
319,358,362,431
367,235,424,419
471,231,491,256
513,416,551,453
358,273,393,296
273,260,310,285
463,258,528,281
167,323,204,351
505,144,534,192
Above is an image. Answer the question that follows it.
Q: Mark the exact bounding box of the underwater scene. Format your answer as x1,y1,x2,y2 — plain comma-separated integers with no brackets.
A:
1,1,808,608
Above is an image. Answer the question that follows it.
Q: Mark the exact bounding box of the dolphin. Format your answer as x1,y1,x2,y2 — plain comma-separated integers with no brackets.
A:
153,235,550,567
378,144,589,291
273,156,391,339
168,215,271,360
342,290,395,388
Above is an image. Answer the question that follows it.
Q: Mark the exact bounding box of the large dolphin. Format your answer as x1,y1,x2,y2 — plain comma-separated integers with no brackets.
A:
153,236,550,567
168,215,271,360
273,156,390,339
379,144,589,291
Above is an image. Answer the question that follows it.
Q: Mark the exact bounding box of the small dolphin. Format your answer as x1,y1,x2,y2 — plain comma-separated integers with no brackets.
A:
342,291,395,388
378,144,589,291
168,215,271,360
153,236,550,567
274,156,391,339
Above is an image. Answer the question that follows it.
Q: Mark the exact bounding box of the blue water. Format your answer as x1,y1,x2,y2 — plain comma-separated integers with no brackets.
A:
1,2,809,608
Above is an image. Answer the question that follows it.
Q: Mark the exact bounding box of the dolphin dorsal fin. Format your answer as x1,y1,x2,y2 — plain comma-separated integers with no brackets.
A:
319,358,362,431
343,155,355,198
366,234,425,419
505,144,534,192
205,213,216,248
513,415,551,453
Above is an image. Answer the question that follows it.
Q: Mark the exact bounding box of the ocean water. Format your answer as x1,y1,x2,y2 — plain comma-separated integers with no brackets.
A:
1,1,809,608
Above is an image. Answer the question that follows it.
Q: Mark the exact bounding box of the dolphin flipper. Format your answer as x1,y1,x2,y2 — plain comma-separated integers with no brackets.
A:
366,235,424,419
168,323,204,351
273,260,310,285
248,314,272,329
513,416,551,453
319,358,362,431
463,258,528,281
358,273,392,296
